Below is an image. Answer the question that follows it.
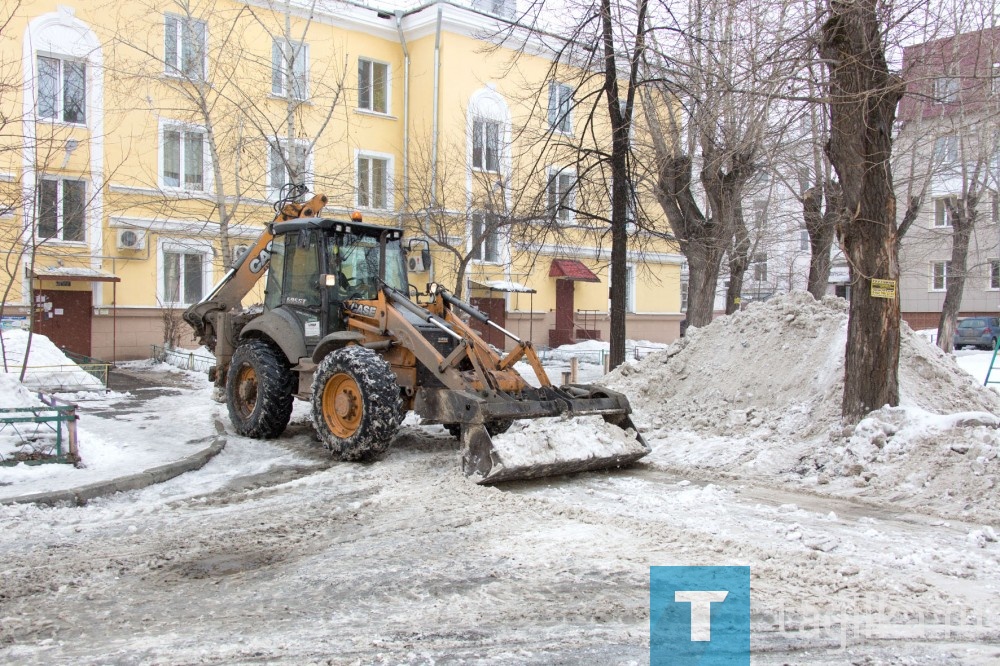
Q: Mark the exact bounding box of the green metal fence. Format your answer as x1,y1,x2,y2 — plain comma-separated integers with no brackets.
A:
0,393,79,466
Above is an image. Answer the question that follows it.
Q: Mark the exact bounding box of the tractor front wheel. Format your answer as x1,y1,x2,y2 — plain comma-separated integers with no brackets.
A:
226,338,294,438
311,346,402,460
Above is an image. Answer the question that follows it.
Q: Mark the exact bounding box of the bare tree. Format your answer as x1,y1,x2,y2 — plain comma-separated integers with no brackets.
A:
821,0,905,421
642,0,806,327
490,0,649,368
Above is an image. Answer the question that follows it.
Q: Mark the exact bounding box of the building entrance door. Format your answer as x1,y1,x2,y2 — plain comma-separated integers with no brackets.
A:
34,289,93,357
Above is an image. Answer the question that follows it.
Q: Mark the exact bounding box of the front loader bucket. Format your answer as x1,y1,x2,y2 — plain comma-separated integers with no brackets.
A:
460,412,650,484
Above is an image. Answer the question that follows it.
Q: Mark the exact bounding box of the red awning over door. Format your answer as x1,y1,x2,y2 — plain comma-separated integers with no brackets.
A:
548,259,600,282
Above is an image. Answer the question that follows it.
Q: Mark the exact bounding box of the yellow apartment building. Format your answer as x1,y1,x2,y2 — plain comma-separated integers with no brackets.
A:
0,0,684,361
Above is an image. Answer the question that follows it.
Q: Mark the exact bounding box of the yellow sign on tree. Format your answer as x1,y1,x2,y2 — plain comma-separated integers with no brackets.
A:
870,278,896,299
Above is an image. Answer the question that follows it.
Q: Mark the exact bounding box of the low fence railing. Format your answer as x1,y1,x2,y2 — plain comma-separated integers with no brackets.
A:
0,392,80,466
151,345,215,373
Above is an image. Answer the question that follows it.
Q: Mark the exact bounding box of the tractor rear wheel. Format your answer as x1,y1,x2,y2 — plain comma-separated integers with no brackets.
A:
226,338,294,438
311,346,402,460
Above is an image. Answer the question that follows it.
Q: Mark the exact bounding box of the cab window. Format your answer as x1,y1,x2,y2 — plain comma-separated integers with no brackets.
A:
282,231,321,308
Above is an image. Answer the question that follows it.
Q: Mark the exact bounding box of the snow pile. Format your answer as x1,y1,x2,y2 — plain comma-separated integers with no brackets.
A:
1,329,104,390
0,373,44,409
490,415,645,469
603,291,1000,521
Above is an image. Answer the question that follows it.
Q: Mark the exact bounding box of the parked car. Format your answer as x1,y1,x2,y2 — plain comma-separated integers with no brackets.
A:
953,317,1000,350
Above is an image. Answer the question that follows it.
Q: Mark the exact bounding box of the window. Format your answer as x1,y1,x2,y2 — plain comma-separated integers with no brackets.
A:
934,197,957,227
933,74,959,103
37,56,85,124
472,0,515,18
547,82,573,133
752,252,768,283
358,58,388,113
625,264,636,313
163,251,205,305
162,127,205,191
993,63,1000,94
546,169,575,222
931,260,950,291
934,136,958,163
680,280,689,312
164,14,206,79
471,212,500,262
799,229,810,251
272,39,308,99
990,259,1000,290
357,155,389,209
472,118,500,172
269,140,310,195
752,199,767,227
36,178,85,242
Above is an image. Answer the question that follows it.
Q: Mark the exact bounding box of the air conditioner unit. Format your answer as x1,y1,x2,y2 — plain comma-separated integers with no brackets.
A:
117,228,146,251
233,244,251,264
408,253,429,273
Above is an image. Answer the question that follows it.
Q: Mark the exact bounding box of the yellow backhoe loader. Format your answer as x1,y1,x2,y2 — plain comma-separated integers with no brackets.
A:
184,187,648,483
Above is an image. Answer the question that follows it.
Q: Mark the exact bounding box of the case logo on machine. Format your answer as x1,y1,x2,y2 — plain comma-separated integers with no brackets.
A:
249,241,273,273
346,301,377,318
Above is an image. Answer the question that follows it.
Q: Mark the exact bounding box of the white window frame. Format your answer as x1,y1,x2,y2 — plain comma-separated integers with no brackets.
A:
471,117,501,173
625,263,636,313
799,228,810,251
934,196,957,228
933,72,959,103
157,239,213,307
930,260,950,292
357,58,390,114
35,177,87,243
268,138,313,199
164,13,207,80
934,135,958,163
546,167,576,224
159,120,211,192
680,279,689,312
36,54,86,125
752,252,768,283
470,211,502,264
355,151,393,210
272,39,309,100
548,81,573,134
990,259,1000,290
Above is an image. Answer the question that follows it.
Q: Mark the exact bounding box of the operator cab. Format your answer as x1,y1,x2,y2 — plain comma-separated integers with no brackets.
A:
264,216,407,345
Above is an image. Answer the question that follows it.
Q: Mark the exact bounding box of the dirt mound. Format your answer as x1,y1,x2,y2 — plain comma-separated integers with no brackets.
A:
604,291,1000,521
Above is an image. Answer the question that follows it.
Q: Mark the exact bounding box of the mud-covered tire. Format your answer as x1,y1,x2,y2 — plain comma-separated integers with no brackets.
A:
446,419,514,439
311,346,402,461
226,338,294,438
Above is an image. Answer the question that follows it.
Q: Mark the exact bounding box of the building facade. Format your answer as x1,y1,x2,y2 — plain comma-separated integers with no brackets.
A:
0,0,684,360
896,27,1000,331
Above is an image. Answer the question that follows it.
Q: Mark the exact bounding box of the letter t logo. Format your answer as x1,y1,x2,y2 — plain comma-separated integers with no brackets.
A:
674,590,729,641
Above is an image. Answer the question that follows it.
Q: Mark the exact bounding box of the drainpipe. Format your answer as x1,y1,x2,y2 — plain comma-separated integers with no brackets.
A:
394,11,410,220
431,6,442,207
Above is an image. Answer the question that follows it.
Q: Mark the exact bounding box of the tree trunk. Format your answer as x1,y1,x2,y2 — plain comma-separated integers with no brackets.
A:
651,153,728,327
937,198,976,353
803,181,840,299
725,204,750,314
821,0,903,423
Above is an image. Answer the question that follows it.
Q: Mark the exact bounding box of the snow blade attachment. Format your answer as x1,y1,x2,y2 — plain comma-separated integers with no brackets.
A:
419,384,650,484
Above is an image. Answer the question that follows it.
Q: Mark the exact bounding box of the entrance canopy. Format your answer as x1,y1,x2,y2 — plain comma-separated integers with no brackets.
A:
548,259,600,282
470,279,536,293
29,267,121,283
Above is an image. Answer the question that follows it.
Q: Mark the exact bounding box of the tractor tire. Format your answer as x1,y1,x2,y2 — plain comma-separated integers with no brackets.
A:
226,338,295,438
311,346,403,461
446,419,514,440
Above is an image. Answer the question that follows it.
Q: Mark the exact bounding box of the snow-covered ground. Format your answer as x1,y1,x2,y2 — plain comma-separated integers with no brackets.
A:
2,297,1000,664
